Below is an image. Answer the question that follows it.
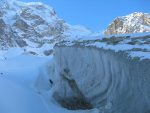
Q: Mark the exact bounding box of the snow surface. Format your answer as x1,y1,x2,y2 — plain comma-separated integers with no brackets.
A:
59,32,150,60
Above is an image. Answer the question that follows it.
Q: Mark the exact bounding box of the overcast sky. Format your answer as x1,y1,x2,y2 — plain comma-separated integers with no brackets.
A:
22,0,150,32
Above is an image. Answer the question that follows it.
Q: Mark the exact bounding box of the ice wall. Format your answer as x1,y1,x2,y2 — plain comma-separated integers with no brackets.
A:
53,45,150,113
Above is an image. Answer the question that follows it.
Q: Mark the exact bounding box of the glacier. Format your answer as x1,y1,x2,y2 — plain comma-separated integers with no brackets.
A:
53,35,150,113
0,0,150,113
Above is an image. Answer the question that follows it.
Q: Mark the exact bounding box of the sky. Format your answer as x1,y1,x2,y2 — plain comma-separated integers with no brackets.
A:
21,0,150,32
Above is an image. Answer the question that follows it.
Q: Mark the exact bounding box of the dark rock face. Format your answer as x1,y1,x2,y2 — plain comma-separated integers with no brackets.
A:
0,19,18,49
104,12,150,35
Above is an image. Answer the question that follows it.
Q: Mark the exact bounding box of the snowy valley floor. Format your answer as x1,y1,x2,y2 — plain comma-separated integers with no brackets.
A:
0,49,98,113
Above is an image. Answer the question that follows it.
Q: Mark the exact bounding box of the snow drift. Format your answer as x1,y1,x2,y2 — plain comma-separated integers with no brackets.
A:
53,40,150,113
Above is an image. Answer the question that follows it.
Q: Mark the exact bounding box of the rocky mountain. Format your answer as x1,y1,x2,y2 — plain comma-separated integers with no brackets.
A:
104,12,150,35
0,0,92,55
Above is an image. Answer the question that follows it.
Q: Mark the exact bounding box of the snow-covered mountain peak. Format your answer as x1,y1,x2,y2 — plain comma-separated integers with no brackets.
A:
0,0,92,55
104,12,150,35
121,12,150,23
0,0,22,11
21,2,57,18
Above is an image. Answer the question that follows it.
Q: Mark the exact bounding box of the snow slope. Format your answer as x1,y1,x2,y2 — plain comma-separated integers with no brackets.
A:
0,50,51,113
